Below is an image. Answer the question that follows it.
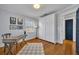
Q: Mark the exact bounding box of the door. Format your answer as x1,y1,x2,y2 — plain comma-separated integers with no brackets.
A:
65,19,73,40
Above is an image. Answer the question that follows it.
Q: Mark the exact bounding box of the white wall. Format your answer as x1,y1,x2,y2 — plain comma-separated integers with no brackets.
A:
24,17,38,40
0,9,23,47
57,5,79,44
0,9,24,36
0,5,78,47
0,8,37,47
38,5,79,44
39,14,56,43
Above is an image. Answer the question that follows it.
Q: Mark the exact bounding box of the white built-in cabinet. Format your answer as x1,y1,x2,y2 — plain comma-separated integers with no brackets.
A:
39,14,56,43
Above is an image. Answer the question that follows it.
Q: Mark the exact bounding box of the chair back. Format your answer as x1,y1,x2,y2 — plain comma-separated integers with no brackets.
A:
2,33,11,39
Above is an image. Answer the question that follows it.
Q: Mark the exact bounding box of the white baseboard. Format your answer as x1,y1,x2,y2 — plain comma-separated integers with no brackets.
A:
38,37,56,44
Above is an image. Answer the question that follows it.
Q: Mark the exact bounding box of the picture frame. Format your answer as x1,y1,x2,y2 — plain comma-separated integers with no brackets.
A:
9,25,17,30
17,25,23,29
17,18,23,25
9,17,23,30
10,17,16,24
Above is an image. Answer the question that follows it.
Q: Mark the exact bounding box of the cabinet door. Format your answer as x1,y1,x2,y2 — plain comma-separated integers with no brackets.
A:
45,16,50,41
45,14,55,43
49,14,55,43
39,17,46,40
39,14,55,43
39,19,43,39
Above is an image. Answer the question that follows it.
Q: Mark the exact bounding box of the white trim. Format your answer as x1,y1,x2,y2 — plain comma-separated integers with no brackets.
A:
57,5,78,43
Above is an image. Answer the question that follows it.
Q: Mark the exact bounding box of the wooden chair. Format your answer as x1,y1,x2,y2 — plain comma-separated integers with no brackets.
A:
4,33,11,38
1,33,11,54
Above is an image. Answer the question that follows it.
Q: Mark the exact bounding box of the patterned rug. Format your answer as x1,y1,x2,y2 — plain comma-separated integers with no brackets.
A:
17,43,44,55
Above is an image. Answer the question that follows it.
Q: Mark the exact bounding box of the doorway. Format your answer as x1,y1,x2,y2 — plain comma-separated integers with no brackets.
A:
65,19,73,41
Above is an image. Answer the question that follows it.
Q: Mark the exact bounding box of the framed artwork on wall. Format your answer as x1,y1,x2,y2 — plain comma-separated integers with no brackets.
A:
17,18,23,25
9,25,17,30
17,25,23,29
10,17,16,24
9,17,23,30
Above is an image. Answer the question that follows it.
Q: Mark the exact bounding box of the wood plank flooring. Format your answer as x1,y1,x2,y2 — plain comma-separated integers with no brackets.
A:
0,38,76,55
27,39,76,55
0,42,25,55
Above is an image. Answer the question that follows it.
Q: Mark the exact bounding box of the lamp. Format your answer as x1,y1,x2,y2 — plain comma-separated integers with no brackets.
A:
33,4,40,9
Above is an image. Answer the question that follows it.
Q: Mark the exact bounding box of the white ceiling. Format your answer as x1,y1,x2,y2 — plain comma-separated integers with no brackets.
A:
0,4,72,18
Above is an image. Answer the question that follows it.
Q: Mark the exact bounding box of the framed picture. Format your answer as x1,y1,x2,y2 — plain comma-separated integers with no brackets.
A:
10,17,16,24
9,25,17,30
17,25,23,29
17,18,23,25
9,17,23,30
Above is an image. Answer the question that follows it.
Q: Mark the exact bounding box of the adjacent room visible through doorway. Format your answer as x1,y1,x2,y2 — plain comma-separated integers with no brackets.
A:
65,19,73,41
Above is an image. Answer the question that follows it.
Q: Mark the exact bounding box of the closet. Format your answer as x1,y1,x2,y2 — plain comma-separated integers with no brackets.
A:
39,14,56,43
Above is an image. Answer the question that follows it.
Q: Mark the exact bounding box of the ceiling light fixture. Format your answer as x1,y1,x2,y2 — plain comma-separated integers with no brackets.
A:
33,4,40,9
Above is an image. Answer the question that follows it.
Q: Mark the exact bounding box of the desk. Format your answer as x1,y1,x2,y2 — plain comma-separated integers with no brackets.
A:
2,35,26,55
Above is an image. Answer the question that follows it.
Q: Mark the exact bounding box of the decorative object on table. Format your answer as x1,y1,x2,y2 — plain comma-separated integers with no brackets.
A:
10,17,16,24
24,31,26,35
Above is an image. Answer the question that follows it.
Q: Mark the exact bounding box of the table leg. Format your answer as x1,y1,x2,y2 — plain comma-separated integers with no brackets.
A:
16,42,18,53
6,43,13,55
23,39,26,44
4,43,7,54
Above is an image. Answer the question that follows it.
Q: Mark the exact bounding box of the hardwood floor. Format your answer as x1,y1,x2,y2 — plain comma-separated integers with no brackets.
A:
0,42,26,55
27,38,76,55
0,38,76,55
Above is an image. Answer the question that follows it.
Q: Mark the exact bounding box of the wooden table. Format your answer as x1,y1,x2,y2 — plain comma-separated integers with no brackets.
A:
2,34,26,55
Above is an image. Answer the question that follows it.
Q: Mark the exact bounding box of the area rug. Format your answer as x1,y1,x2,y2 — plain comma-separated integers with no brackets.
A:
17,43,44,55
